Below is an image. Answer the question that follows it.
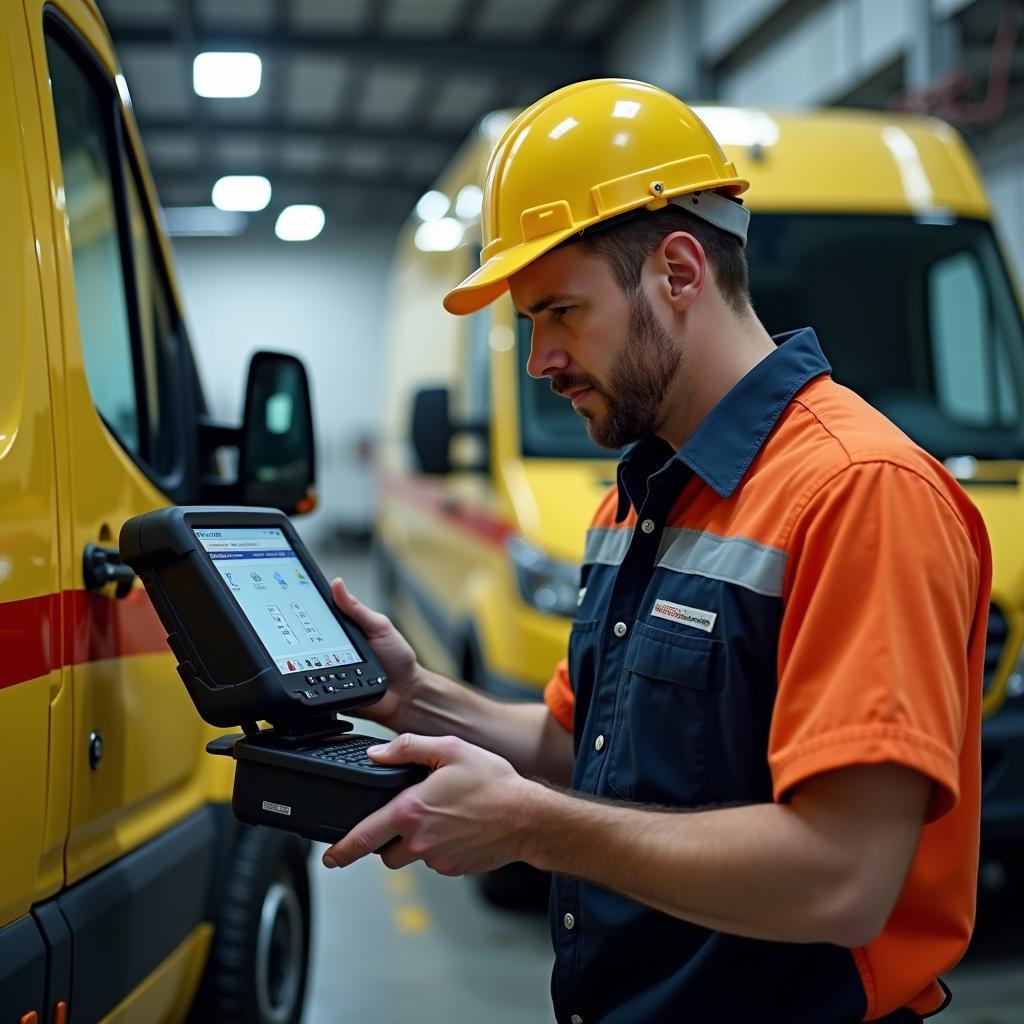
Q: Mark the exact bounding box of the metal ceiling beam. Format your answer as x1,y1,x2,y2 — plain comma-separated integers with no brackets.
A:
134,114,466,147
109,27,601,80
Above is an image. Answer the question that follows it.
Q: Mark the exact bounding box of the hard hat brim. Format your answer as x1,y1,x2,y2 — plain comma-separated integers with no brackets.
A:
443,230,577,316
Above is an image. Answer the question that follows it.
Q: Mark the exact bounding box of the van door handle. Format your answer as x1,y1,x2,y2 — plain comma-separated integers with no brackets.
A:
83,544,136,599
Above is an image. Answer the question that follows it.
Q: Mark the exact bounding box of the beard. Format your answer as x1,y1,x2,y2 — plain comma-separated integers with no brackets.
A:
552,289,682,449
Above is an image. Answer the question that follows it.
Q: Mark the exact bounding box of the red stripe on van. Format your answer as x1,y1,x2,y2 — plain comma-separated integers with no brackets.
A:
0,588,169,691
381,471,515,547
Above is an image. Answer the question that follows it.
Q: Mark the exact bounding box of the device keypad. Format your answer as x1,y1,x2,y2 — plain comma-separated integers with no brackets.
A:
309,736,387,769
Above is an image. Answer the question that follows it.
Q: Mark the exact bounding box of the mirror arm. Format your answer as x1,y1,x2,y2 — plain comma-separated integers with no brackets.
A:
198,415,242,452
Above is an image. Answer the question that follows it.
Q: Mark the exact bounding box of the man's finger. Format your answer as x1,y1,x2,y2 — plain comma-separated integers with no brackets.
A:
368,733,458,770
323,803,399,869
330,577,392,637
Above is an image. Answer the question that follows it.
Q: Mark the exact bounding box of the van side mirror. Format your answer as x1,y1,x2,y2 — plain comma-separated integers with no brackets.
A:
411,387,453,475
198,351,316,515
240,352,316,511
410,387,490,476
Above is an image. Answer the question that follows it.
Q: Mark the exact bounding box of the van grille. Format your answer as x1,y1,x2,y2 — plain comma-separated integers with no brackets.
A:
985,603,1009,694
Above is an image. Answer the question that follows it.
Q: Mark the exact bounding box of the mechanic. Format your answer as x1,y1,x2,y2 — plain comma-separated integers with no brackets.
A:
321,79,991,1023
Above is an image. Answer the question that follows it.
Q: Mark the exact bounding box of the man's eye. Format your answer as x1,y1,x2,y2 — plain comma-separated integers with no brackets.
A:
550,306,573,320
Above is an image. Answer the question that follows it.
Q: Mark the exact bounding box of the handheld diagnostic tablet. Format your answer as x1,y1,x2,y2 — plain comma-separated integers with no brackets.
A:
120,506,427,844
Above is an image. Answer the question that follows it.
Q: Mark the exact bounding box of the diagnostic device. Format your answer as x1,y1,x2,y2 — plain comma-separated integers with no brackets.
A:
119,506,426,844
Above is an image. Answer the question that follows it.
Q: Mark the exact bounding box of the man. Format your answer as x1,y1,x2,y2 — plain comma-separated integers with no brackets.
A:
322,80,991,1023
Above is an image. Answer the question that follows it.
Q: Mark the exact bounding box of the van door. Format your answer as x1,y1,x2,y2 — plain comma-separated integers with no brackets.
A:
0,1,71,1011
27,2,212,888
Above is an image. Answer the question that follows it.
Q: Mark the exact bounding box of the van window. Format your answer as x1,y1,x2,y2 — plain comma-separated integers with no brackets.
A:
45,33,139,451
124,160,182,477
929,249,1017,429
746,215,1024,460
44,24,186,483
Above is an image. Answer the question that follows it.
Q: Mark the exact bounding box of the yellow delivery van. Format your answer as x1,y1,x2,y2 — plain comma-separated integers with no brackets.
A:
376,104,1024,898
1,1,317,1019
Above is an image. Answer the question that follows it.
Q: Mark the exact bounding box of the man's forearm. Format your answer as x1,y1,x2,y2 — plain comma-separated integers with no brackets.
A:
393,669,575,785
520,766,926,947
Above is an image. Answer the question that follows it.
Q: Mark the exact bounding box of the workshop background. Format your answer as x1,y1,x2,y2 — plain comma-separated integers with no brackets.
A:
95,1,1024,1021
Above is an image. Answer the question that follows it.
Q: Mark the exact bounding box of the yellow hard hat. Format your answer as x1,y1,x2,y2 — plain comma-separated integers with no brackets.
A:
443,78,749,316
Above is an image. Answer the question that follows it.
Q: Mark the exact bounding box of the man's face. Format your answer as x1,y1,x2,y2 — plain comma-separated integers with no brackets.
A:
509,244,682,449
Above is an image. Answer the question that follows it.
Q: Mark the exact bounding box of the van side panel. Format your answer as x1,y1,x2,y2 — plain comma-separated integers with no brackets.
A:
23,0,221,893
0,0,68,926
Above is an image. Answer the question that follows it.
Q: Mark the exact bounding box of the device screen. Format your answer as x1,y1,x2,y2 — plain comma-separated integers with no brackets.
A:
194,527,365,675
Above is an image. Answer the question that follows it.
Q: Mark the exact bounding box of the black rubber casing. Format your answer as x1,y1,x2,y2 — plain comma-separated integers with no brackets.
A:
120,506,426,844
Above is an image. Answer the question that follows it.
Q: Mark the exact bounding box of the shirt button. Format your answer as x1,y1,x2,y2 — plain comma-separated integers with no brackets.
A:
595,734,605,752
613,621,628,638
641,518,656,534
571,1016,583,1024
563,912,575,930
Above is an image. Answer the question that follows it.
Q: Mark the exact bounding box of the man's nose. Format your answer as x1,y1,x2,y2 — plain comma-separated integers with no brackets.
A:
526,325,570,380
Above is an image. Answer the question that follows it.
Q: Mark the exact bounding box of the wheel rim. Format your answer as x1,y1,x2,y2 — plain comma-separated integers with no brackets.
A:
255,878,304,1023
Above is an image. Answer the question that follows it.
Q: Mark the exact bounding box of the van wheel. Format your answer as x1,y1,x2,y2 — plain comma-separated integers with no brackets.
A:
188,828,311,1024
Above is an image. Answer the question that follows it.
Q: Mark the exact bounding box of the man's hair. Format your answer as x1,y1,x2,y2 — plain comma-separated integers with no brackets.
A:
578,202,751,315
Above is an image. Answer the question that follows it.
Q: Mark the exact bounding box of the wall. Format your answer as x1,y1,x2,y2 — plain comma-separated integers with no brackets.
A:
605,0,1024,289
170,227,396,543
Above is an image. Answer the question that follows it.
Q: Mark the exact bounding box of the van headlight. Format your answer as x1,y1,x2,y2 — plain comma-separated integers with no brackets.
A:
507,537,579,618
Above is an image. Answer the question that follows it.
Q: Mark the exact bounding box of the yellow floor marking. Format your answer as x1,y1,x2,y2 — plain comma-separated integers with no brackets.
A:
393,904,432,934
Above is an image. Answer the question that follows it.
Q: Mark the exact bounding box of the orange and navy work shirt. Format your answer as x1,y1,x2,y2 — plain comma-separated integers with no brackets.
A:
543,328,991,1024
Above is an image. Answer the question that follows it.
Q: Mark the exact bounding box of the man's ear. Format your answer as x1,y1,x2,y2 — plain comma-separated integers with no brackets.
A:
646,231,706,314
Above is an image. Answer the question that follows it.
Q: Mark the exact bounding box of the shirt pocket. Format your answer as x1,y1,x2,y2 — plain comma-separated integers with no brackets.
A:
607,621,723,807
567,618,600,722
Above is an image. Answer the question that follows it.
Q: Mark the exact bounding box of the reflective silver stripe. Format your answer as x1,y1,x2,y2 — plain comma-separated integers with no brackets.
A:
583,527,631,567
655,528,786,598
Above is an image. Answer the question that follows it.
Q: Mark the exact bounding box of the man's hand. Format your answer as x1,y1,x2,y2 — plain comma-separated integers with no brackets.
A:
321,734,539,876
330,577,422,728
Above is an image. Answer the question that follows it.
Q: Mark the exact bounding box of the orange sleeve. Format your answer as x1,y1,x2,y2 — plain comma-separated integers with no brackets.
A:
544,657,575,732
770,460,982,822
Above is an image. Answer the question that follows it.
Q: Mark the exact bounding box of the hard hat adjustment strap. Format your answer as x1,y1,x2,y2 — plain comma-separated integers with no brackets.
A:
668,191,750,247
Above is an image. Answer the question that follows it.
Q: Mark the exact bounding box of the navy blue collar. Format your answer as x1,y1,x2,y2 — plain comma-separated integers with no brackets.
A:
615,327,831,520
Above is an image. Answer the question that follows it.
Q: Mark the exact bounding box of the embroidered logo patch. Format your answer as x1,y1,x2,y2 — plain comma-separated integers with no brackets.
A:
651,599,717,633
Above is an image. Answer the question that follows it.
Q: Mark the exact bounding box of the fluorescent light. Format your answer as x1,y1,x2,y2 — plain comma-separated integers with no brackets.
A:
275,204,326,242
455,184,483,220
212,175,271,212
193,52,262,98
415,190,450,222
414,217,464,252
692,107,780,148
162,206,248,237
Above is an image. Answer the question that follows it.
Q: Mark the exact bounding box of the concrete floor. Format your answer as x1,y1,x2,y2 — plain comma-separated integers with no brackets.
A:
301,536,1024,1024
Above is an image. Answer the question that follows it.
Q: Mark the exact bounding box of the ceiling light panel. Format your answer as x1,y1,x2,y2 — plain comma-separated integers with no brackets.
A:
284,57,349,121
196,0,274,29
293,0,373,31
474,0,559,38
275,205,326,242
386,0,470,37
119,48,191,116
212,175,272,212
193,52,262,98
359,67,425,125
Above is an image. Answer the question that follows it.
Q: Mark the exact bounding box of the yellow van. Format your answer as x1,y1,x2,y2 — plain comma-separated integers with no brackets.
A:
1,1,317,1020
377,105,1024,895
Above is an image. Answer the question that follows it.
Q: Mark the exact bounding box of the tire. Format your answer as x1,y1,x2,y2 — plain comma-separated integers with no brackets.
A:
188,827,311,1024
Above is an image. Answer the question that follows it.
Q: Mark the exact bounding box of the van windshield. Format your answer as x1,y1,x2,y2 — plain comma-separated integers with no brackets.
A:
517,215,1024,462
